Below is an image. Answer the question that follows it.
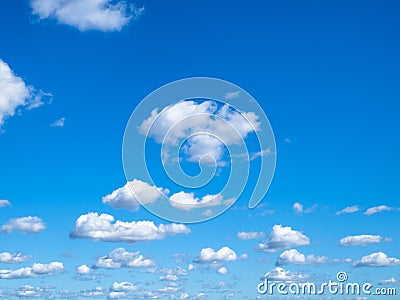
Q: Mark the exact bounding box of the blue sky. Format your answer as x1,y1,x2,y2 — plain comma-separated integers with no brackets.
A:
0,0,400,299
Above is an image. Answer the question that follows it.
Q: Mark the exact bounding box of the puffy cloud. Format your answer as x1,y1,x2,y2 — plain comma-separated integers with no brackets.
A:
0,200,11,207
0,262,63,279
292,202,303,214
217,266,228,275
0,252,31,264
339,235,383,246
70,212,190,242
194,246,240,263
50,117,65,127
262,267,308,282
102,180,167,212
364,205,394,215
30,0,144,32
276,249,328,266
237,231,265,240
13,286,51,298
0,268,34,279
353,252,400,267
1,216,46,234
80,286,107,298
32,262,63,274
336,205,359,215
256,225,310,253
0,60,50,129
94,248,154,270
139,100,260,164
76,264,91,275
111,281,139,292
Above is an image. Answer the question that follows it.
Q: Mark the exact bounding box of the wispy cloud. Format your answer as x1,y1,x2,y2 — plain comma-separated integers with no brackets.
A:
50,117,65,127
336,205,359,215
224,91,240,100
237,231,265,240
364,205,394,215
30,0,144,32
0,199,11,208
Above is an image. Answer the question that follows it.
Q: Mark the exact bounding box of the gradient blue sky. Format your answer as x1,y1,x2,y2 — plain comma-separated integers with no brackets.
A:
0,1,400,299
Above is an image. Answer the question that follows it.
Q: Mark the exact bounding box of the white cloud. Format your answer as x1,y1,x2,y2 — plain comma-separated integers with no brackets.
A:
102,180,167,212
276,249,328,266
194,246,240,263
336,205,359,215
250,148,271,161
169,192,232,211
364,205,394,215
0,200,11,207
224,91,240,99
70,212,190,242
0,262,63,279
353,252,400,267
139,100,260,164
30,0,144,32
76,264,91,275
95,248,154,270
50,117,65,127
217,266,228,275
0,252,31,264
237,231,265,240
340,235,383,246
292,202,303,214
0,60,50,129
256,225,310,253
292,202,316,214
1,216,46,234
379,278,400,286
111,281,139,292
262,267,308,282
32,262,63,274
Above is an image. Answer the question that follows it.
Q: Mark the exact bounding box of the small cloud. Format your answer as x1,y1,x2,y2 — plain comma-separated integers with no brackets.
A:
50,117,65,127
353,252,400,267
364,205,394,216
336,205,359,215
284,138,292,144
292,202,316,214
0,200,11,208
237,231,265,240
262,267,308,282
292,202,303,214
194,246,242,264
276,249,328,266
0,252,31,264
256,225,310,253
30,0,144,32
224,91,240,100
76,264,91,275
217,266,228,275
1,216,46,234
250,148,271,161
339,234,383,246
